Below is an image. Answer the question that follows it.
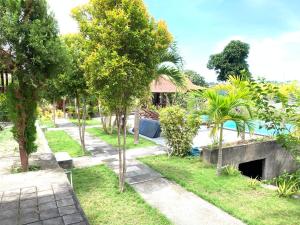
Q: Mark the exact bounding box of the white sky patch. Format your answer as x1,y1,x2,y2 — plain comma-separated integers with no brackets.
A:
47,0,88,34
207,32,300,82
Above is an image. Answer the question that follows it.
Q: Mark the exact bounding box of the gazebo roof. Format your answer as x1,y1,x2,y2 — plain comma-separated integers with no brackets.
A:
150,75,203,93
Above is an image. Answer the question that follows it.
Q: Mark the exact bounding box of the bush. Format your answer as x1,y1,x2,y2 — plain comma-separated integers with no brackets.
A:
221,164,241,176
0,93,9,122
159,106,201,157
277,180,298,197
248,178,261,189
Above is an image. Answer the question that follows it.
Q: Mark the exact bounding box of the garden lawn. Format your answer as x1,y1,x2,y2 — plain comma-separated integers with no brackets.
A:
140,155,300,225
69,118,100,126
38,118,55,128
45,130,84,157
73,165,171,225
87,127,156,149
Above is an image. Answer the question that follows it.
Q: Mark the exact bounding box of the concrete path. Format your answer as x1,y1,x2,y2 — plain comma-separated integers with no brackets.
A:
55,118,246,225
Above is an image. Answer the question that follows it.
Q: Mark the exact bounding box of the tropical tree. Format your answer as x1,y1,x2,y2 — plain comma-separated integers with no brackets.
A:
73,0,173,191
207,40,251,81
185,70,207,87
0,0,65,171
203,88,254,176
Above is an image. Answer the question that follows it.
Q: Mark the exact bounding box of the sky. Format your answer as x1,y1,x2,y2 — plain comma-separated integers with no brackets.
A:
47,0,300,82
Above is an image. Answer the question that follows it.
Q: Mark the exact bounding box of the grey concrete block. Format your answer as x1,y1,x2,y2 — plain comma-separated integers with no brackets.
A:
58,205,78,216
27,222,42,225
40,208,59,220
20,198,38,209
0,209,18,219
56,197,74,207
20,212,39,225
1,201,19,210
21,187,37,194
63,213,83,225
42,217,64,225
38,195,55,204
1,217,18,225
39,201,57,211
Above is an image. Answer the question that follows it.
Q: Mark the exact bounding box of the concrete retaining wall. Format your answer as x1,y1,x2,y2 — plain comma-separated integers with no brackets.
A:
202,140,299,179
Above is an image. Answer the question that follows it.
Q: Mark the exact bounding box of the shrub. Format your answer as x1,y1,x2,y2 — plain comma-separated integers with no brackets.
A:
159,106,201,157
221,164,241,176
277,180,298,197
0,93,9,122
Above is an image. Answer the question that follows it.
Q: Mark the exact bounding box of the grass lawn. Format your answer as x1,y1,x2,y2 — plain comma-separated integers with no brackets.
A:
73,165,171,225
69,118,101,126
38,118,55,128
140,155,300,225
0,127,12,142
87,127,156,149
45,130,85,157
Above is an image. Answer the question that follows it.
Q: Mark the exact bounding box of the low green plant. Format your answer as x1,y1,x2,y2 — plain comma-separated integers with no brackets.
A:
277,180,298,197
159,106,201,157
221,164,241,176
248,177,261,189
0,93,9,122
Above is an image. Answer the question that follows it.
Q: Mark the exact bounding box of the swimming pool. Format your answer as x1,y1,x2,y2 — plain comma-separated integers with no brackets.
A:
223,120,293,136
201,116,293,136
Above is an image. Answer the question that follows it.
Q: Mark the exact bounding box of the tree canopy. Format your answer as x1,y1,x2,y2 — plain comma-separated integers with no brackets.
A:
185,70,207,87
73,0,173,191
207,40,251,81
0,0,64,171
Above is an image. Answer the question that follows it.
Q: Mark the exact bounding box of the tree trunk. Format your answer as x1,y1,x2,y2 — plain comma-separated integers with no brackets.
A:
133,106,140,144
121,111,127,192
81,97,87,152
19,139,29,172
217,124,224,176
63,97,66,118
52,99,56,125
75,95,86,152
241,123,246,142
116,113,123,191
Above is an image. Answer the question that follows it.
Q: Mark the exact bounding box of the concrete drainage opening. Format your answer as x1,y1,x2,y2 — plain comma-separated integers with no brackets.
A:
238,159,265,180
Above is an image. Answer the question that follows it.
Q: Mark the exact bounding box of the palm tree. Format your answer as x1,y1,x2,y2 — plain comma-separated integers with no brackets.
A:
204,88,254,176
133,43,185,144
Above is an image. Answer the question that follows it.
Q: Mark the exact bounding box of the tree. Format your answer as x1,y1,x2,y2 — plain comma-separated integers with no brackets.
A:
207,40,251,81
0,0,65,171
203,88,254,176
73,0,172,191
61,34,88,152
185,70,207,87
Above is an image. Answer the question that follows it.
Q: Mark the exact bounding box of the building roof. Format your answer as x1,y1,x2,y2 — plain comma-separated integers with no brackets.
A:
150,75,203,93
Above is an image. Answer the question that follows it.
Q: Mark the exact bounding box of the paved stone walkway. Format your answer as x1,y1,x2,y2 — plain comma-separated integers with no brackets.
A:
0,169,89,225
55,118,245,225
0,123,89,225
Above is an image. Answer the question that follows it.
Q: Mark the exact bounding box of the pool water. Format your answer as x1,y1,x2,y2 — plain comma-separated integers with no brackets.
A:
201,116,293,136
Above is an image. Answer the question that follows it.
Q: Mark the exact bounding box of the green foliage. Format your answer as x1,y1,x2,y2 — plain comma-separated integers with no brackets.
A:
277,134,300,163
248,178,261,190
73,0,173,113
273,171,300,193
0,93,8,121
277,180,298,198
184,70,207,87
159,106,201,157
11,165,41,174
0,0,65,167
221,165,241,176
207,40,251,81
7,83,38,154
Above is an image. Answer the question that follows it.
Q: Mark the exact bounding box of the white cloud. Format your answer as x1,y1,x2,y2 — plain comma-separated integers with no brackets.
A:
47,0,88,34
211,32,300,82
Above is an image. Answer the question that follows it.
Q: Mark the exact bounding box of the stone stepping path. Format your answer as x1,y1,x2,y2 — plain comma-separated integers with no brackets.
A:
55,118,245,225
0,169,89,225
